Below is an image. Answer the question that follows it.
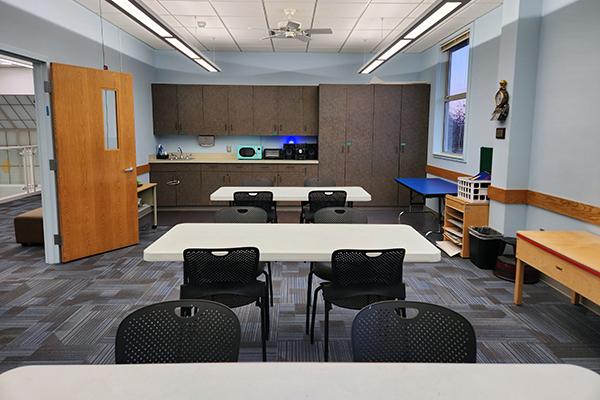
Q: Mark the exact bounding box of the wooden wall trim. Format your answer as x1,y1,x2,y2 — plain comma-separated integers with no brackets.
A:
427,165,599,226
136,164,149,176
425,164,465,181
526,190,600,226
488,186,528,204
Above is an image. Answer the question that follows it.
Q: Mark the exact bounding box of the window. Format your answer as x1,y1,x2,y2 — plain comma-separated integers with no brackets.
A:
102,89,119,150
442,40,469,156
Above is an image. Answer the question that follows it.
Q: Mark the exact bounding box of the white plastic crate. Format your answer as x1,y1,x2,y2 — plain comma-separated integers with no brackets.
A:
457,177,491,202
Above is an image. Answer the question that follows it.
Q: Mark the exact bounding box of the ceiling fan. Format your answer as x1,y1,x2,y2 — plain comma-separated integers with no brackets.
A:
263,8,333,42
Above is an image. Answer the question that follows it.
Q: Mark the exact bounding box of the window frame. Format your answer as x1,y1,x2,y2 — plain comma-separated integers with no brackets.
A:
441,39,469,158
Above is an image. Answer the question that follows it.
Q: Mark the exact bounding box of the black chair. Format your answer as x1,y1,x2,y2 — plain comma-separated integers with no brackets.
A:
300,180,338,223
304,177,336,187
233,191,277,223
115,300,241,364
310,248,406,361
305,207,368,333
241,177,274,186
352,300,477,363
215,206,274,306
303,190,347,223
180,247,269,361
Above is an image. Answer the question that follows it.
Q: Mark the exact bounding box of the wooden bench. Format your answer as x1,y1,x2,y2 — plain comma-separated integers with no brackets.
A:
14,207,44,245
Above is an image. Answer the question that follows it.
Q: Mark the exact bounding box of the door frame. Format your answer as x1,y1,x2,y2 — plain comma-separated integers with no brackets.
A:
0,48,61,263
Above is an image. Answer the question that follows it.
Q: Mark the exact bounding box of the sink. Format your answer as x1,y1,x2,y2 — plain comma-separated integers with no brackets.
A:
168,153,194,160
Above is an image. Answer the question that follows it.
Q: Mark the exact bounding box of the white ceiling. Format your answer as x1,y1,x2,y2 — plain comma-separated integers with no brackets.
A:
74,0,502,54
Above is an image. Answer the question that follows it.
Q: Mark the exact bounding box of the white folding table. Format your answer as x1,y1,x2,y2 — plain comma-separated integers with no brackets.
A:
1,363,599,400
143,223,440,263
210,186,371,206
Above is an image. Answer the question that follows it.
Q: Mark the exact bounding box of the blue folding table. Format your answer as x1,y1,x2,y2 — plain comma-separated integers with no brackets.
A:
395,177,458,235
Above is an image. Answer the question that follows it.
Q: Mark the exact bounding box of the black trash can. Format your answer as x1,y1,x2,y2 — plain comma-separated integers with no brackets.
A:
468,227,504,269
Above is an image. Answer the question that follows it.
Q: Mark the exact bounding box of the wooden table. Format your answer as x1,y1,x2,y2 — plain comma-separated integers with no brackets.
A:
143,223,441,263
137,183,157,228
1,363,599,400
210,186,371,206
514,231,600,305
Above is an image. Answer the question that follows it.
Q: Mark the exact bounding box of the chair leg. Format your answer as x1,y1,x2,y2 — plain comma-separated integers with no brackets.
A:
267,262,274,306
324,301,331,362
259,298,267,362
310,285,322,344
305,264,314,334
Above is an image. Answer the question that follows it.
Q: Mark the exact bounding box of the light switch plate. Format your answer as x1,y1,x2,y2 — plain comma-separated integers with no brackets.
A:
226,145,232,152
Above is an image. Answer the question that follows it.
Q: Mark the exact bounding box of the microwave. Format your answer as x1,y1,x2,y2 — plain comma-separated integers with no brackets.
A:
237,145,262,160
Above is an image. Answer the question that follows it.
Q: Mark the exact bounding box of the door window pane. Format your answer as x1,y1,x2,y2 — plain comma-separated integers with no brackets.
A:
443,99,466,154
448,43,469,96
102,89,118,150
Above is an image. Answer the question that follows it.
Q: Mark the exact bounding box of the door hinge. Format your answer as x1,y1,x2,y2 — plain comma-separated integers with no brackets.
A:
49,159,57,171
53,234,62,246
44,81,52,93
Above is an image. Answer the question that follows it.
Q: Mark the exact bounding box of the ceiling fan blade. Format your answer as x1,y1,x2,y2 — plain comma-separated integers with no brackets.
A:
286,20,301,30
296,34,311,42
305,28,333,35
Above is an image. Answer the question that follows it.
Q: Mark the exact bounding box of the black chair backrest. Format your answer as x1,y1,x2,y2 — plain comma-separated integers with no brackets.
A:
233,191,274,214
308,190,347,213
241,177,274,187
183,247,260,286
352,300,477,363
304,177,336,187
215,207,268,223
314,207,367,224
115,300,241,364
331,249,405,287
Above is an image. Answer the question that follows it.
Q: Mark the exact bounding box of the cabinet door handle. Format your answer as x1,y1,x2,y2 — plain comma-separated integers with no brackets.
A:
304,125,307,132
166,179,180,186
224,123,228,132
274,124,277,133
400,143,406,153
230,124,233,132
555,265,564,271
280,124,283,132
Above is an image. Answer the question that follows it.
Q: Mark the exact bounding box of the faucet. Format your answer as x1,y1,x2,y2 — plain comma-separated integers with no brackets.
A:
178,147,183,158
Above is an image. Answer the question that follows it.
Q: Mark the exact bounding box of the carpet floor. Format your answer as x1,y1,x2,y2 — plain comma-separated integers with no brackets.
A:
1,195,599,372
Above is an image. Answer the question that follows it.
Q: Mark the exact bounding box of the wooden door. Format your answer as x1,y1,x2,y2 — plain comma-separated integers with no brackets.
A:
277,86,303,135
371,85,402,206
399,84,430,205
228,86,253,135
203,85,229,135
345,86,373,198
152,84,178,134
318,85,346,185
151,171,178,206
302,86,319,136
176,171,203,206
253,86,278,135
51,63,138,262
178,85,203,134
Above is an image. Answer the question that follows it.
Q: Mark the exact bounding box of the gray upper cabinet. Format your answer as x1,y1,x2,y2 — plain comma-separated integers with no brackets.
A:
345,85,374,193
177,85,203,135
277,86,303,135
302,86,319,136
318,85,347,185
253,86,279,135
228,86,253,135
152,84,179,135
203,85,229,135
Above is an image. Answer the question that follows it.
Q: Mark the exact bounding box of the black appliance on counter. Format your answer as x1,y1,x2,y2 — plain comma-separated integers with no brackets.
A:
283,143,318,160
263,148,283,159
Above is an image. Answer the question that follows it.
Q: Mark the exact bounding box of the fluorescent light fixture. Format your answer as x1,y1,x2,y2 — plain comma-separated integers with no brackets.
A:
405,2,462,39
379,39,411,60
360,59,385,75
358,0,469,74
194,58,218,73
0,57,33,69
106,0,220,72
110,0,171,37
165,37,199,59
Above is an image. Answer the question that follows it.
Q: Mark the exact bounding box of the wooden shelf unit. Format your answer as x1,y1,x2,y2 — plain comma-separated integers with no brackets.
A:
443,195,489,258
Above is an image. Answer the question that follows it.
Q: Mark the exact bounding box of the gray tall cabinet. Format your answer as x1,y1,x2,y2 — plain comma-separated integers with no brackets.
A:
318,84,430,207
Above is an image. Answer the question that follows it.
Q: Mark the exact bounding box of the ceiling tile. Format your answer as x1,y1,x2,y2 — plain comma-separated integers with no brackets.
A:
361,3,418,19
314,2,367,19
158,1,215,16
311,17,356,30
229,28,271,42
162,15,224,28
354,17,403,30
266,2,315,29
211,1,265,17
221,16,267,29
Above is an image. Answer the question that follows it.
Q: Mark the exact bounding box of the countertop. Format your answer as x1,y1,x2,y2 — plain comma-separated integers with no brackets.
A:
148,154,318,165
